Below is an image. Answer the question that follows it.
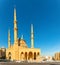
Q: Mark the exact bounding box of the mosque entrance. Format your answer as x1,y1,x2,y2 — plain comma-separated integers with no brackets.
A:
20,52,24,61
25,52,27,60
34,52,36,60
8,52,11,60
28,52,33,60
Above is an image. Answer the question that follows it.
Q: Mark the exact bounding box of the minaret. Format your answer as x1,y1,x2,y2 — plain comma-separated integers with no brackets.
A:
8,29,11,48
31,24,34,48
14,7,18,43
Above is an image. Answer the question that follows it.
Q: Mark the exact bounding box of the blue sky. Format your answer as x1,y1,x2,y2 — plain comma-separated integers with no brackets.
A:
0,0,60,56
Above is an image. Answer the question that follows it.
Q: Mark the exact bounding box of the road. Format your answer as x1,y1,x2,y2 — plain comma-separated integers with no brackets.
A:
0,62,60,65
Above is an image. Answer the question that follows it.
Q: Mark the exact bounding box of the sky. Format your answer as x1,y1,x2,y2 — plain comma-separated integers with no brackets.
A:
0,0,60,56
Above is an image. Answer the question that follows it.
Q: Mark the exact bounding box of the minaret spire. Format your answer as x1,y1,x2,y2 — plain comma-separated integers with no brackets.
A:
14,7,18,43
31,24,34,48
8,29,11,48
14,7,16,21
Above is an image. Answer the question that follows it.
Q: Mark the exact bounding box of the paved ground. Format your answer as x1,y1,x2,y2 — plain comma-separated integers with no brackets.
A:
0,62,60,65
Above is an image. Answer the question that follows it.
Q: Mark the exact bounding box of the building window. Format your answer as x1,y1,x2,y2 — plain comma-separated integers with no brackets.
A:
37,52,39,55
8,52,11,56
9,52,11,54
21,52,24,54
18,43,20,46
8,52,11,60
9,56,11,59
18,39,20,46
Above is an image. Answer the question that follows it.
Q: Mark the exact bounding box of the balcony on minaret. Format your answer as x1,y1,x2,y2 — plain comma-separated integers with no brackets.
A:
14,21,17,24
14,28,17,31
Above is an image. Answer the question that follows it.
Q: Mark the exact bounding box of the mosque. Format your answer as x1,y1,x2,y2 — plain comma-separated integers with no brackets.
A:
6,8,41,61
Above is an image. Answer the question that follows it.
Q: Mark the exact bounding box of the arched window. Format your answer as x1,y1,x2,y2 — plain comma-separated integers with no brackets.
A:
37,52,39,55
9,52,11,54
21,52,24,54
18,39,20,46
18,43,20,46
8,52,11,60
8,52,11,56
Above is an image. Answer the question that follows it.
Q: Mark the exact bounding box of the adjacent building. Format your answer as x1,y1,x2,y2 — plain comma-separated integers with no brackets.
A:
54,52,60,60
0,47,6,59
